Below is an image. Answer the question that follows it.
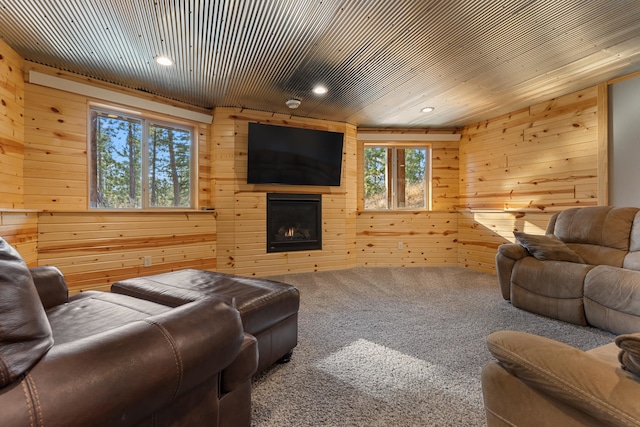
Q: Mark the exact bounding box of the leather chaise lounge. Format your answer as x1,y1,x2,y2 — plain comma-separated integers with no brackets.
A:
0,238,258,427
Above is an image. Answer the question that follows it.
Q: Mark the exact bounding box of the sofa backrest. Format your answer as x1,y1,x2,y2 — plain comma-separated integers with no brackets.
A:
546,206,640,267
623,211,640,270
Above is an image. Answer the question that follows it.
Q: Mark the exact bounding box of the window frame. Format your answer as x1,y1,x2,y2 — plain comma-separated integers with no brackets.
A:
88,104,197,210
363,142,433,211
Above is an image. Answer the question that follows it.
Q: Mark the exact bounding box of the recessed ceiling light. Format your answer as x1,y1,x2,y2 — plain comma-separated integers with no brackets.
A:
421,106,435,113
155,55,174,66
313,85,328,95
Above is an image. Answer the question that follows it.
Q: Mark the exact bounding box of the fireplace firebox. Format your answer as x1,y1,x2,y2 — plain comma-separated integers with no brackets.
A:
266,193,322,253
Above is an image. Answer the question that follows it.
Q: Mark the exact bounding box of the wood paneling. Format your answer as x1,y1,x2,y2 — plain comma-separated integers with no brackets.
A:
212,108,358,277
597,81,608,206
457,210,552,273
23,64,213,211
355,129,460,267
0,41,611,282
0,211,38,266
460,86,598,211
37,211,217,293
356,211,458,266
23,83,88,210
459,86,601,272
14,63,219,292
0,39,25,209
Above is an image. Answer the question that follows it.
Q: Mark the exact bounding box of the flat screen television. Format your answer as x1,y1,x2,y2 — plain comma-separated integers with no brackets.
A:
247,122,344,186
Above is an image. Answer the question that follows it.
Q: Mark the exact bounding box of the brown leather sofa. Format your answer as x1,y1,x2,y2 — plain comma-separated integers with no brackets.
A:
0,238,258,427
482,330,640,427
496,206,640,334
111,268,300,374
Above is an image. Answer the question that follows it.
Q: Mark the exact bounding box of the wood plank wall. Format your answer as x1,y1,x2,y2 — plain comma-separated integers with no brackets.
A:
0,39,25,209
37,211,217,292
15,63,218,293
458,86,600,273
212,108,358,276
0,38,612,283
457,210,551,272
0,211,38,266
23,64,213,211
356,211,459,266
355,129,460,267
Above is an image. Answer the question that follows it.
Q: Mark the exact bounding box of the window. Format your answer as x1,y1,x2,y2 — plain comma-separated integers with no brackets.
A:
89,107,195,209
363,145,431,210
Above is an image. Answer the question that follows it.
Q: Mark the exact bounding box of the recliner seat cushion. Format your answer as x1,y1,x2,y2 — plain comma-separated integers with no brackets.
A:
0,238,53,387
584,265,640,334
511,257,594,325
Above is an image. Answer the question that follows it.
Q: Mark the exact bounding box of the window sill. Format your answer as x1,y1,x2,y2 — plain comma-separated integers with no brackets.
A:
358,209,433,214
39,208,214,214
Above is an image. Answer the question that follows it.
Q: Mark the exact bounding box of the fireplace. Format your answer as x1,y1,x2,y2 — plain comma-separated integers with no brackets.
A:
266,193,322,253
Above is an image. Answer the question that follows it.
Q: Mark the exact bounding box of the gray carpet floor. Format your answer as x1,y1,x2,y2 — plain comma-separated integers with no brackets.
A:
251,267,614,427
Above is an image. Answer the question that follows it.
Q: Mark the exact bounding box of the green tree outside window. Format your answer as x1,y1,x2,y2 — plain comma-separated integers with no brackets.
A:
89,109,194,209
364,145,430,210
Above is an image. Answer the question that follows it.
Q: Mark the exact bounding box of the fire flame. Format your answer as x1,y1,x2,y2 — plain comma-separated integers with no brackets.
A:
285,227,295,237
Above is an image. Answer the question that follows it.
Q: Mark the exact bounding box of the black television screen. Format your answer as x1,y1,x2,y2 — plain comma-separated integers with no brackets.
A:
247,123,344,186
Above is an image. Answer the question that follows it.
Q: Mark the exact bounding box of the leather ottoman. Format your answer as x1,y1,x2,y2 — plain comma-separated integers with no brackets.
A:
111,269,299,374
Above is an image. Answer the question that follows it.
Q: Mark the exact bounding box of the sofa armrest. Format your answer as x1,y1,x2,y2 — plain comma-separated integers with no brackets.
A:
221,333,258,393
495,243,529,301
497,242,528,260
486,331,640,427
2,298,244,427
29,266,69,309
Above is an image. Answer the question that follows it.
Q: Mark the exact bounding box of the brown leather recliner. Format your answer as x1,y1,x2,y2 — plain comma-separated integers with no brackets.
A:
0,238,258,427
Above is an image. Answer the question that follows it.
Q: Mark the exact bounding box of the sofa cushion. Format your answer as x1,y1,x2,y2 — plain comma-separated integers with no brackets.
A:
46,291,171,345
567,243,628,268
624,211,640,270
0,238,54,387
513,231,584,263
552,206,639,250
584,265,640,334
628,211,640,252
615,333,640,377
548,207,640,267
511,257,592,325
550,207,639,268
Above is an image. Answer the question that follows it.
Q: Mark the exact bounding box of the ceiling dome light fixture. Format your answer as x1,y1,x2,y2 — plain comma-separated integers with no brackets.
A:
286,98,301,109
421,106,435,113
312,85,328,95
155,55,174,66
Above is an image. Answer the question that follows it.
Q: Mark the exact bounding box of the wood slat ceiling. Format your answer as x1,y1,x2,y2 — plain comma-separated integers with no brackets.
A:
1,0,640,127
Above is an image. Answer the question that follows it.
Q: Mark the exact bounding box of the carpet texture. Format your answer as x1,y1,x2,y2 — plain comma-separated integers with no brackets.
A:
251,267,614,426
